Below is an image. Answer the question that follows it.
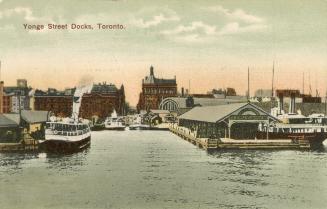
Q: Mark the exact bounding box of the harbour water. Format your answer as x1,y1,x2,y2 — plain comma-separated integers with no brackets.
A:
1,131,327,209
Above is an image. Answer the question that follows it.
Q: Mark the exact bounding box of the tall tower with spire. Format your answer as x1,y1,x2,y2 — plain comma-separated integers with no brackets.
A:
137,66,177,112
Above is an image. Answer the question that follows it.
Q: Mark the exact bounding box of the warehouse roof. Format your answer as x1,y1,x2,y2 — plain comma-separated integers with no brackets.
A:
178,103,246,123
21,110,49,123
178,103,278,123
2,111,49,125
2,114,20,125
0,114,19,128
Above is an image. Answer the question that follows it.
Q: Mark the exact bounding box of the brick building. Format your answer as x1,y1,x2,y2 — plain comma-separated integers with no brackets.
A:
79,82,125,119
34,88,75,117
137,66,177,112
3,79,31,113
2,94,12,113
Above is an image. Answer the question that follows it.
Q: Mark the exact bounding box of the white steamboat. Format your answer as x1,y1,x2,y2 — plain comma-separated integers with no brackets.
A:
105,110,125,130
41,118,91,153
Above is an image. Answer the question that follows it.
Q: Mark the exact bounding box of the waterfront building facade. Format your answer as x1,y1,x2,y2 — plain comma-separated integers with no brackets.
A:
137,66,177,112
0,114,20,142
178,102,279,139
3,79,31,113
1,110,50,141
34,88,75,117
79,82,125,120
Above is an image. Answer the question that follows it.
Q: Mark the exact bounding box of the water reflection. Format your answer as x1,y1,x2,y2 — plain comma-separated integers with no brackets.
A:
0,131,327,209
0,152,40,175
45,148,90,171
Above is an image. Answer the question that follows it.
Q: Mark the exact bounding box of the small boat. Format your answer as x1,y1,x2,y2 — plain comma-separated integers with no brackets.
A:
90,122,105,131
128,115,150,130
104,110,125,130
40,118,91,153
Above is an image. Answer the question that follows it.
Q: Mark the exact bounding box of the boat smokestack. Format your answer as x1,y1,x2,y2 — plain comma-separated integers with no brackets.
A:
290,93,296,114
278,92,284,115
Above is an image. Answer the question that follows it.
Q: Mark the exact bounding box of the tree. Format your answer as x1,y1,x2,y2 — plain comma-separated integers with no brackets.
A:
226,88,236,96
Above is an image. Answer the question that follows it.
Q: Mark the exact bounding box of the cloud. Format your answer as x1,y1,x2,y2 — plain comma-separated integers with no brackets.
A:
218,22,267,35
160,22,219,43
160,21,216,35
157,5,267,43
207,5,264,24
135,14,179,28
160,20,266,43
0,7,59,35
0,7,36,21
132,13,180,28
173,33,214,43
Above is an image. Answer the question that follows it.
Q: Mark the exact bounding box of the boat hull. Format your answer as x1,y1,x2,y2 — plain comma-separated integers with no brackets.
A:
91,125,105,131
129,126,151,130
256,131,327,146
129,127,150,131
128,125,168,131
105,126,125,131
149,127,169,131
40,136,91,153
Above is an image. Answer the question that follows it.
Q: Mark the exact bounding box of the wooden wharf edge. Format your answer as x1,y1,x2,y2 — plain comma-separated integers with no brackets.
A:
169,125,311,150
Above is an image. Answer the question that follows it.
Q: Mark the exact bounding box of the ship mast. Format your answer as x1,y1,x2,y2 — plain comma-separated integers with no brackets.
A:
315,72,319,97
271,61,275,97
309,70,312,96
302,72,305,95
247,67,250,100
188,79,191,95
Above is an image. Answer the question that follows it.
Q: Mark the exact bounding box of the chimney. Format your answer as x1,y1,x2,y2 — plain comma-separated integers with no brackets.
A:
0,81,3,114
181,87,184,97
150,66,154,76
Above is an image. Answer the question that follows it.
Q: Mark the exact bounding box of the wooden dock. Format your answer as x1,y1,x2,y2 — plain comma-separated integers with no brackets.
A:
169,125,219,150
169,124,311,150
0,134,40,152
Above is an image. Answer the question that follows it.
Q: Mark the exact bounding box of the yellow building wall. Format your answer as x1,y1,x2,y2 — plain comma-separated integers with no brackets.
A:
29,123,42,133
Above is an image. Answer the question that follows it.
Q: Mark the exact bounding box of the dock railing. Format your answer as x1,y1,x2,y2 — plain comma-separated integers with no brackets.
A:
169,123,311,150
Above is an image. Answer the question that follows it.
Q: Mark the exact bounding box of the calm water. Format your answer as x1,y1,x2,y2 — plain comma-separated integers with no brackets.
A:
1,131,327,209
